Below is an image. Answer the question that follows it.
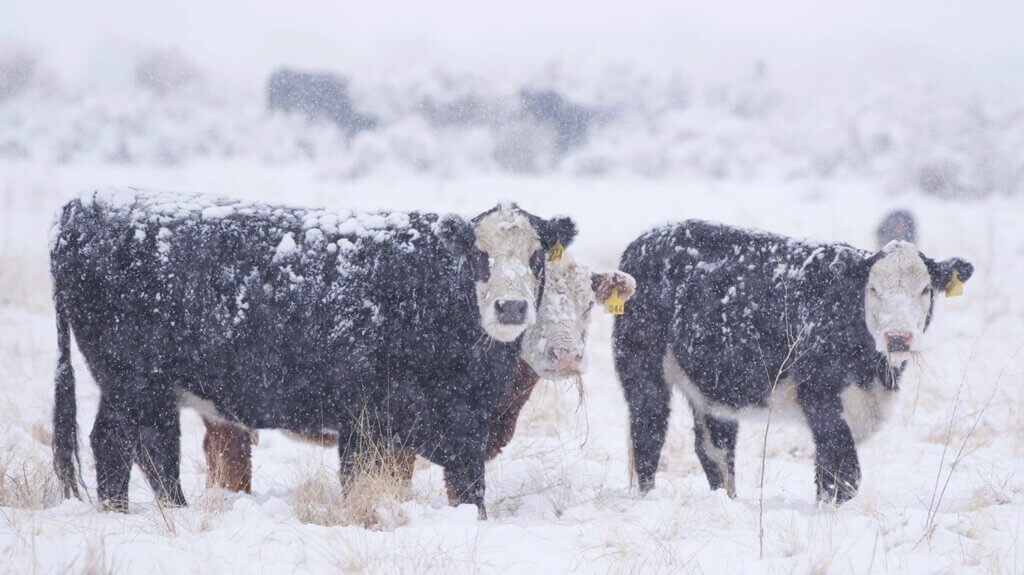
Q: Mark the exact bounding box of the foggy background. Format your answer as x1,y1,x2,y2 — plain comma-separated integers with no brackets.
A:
2,1,1023,197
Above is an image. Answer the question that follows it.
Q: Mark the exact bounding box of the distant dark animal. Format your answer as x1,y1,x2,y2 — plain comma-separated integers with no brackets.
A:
614,220,972,503
520,89,594,153
267,69,377,136
876,209,917,250
201,252,636,496
50,188,575,518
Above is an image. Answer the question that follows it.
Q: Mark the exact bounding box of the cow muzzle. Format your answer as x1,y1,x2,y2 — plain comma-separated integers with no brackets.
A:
884,331,913,353
494,299,529,325
554,350,583,373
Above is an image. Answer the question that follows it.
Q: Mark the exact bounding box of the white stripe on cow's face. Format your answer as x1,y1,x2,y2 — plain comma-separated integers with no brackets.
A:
521,254,595,376
472,206,542,342
864,242,932,363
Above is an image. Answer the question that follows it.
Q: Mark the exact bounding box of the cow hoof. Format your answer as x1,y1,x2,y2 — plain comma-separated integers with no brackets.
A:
816,481,857,506
638,477,655,495
477,505,488,521
157,495,187,508
100,497,129,513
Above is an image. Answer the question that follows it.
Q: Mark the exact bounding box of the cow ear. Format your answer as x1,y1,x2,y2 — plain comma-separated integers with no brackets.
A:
592,271,636,302
830,248,867,279
926,257,974,290
539,216,578,250
435,214,475,255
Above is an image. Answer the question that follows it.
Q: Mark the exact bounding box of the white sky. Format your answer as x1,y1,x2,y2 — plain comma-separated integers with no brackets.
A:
3,0,1022,88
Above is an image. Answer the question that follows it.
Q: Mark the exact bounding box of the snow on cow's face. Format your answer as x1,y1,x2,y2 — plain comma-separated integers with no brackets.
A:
470,205,581,343
862,241,974,364
864,242,933,361
522,255,636,377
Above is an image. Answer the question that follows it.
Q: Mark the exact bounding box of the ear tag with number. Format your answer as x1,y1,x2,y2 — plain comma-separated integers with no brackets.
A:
548,239,564,262
604,288,625,315
945,269,964,298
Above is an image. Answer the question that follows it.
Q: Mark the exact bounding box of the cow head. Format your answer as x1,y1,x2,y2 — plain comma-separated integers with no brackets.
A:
521,253,636,376
833,241,973,364
438,204,577,342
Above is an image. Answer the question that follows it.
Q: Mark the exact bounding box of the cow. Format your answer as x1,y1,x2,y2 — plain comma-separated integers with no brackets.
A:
201,251,637,496
876,209,917,250
613,220,973,504
267,69,377,137
519,89,594,153
50,188,576,518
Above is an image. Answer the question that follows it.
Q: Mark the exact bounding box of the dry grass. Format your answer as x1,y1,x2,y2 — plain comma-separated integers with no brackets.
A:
292,445,412,531
0,450,61,510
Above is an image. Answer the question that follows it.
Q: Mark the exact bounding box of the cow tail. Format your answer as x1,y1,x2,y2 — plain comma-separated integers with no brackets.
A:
52,300,84,500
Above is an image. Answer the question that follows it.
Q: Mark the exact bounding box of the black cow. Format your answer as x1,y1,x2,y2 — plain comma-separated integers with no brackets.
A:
267,69,377,136
520,89,594,153
50,188,575,518
876,209,917,250
613,220,972,503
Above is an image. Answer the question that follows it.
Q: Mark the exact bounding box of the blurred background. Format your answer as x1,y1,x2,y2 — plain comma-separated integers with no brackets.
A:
1,0,1022,195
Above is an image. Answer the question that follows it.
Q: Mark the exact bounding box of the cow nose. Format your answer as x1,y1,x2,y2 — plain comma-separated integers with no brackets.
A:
555,351,582,372
494,299,528,325
885,331,913,352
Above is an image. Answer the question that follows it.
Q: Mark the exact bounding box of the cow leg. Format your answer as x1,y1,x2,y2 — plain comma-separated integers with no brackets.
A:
134,387,186,507
691,405,738,497
615,344,671,494
798,385,860,504
443,456,487,519
90,392,137,512
202,418,253,493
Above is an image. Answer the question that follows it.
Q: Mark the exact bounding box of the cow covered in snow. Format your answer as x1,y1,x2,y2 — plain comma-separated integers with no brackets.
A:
201,251,636,495
50,189,575,517
613,220,973,503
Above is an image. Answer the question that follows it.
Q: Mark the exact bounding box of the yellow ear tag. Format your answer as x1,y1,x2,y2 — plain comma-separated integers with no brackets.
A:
604,288,625,315
548,239,564,262
945,269,964,298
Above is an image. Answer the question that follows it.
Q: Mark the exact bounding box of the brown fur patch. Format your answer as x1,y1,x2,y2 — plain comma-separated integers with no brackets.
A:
202,418,253,493
485,360,541,460
591,271,636,303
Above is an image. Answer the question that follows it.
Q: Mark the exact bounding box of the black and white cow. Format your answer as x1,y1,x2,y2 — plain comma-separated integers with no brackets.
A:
50,188,575,517
613,220,973,503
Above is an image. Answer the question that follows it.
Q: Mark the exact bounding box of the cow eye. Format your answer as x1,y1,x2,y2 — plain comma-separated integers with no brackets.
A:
869,287,879,296
529,249,545,277
921,287,930,296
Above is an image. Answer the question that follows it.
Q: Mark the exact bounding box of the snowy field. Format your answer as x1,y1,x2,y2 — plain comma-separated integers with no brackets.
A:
2,159,1023,573
2,3,1024,572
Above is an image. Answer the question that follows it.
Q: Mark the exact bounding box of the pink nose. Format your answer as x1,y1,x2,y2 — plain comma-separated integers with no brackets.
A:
884,331,913,352
555,351,582,371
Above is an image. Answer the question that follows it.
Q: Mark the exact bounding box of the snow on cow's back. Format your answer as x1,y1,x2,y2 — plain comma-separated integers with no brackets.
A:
65,187,427,266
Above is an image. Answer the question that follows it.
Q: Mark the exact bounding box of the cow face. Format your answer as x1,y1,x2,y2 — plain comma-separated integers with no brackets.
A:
521,254,635,376
443,205,577,342
857,241,973,363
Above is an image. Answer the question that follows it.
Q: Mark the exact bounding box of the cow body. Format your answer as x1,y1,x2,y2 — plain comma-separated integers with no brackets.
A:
51,189,574,517
614,220,972,503
202,251,636,493
267,69,377,136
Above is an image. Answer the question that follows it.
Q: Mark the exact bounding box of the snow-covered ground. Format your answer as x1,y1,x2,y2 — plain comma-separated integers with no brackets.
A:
2,25,1024,571
2,156,1022,573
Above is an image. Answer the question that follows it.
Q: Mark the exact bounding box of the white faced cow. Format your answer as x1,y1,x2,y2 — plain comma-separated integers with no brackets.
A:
50,189,575,518
614,220,972,504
